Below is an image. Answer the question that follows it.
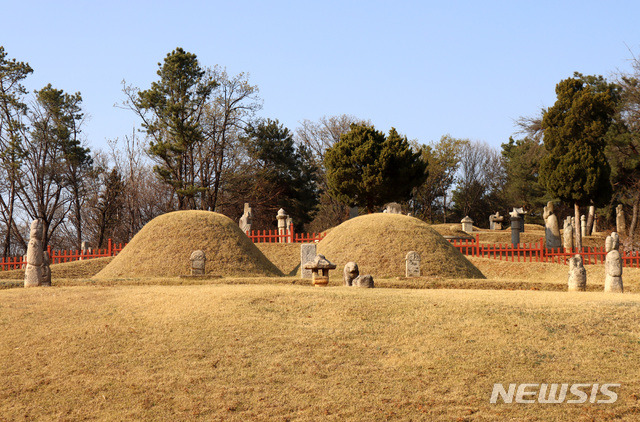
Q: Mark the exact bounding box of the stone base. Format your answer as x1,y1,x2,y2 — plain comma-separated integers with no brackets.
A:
312,275,329,287
604,276,623,293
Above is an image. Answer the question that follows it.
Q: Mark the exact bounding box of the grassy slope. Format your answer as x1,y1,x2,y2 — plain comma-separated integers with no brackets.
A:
318,214,484,279
1,285,639,421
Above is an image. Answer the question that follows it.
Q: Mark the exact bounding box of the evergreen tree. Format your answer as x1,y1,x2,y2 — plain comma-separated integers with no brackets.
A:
324,124,427,213
541,73,620,249
126,47,218,209
243,119,318,229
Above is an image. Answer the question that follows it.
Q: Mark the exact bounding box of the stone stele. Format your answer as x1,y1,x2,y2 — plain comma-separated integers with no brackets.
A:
190,250,206,276
300,243,317,279
405,251,420,277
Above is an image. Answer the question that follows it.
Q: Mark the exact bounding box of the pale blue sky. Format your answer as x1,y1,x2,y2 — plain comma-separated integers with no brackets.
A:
2,1,639,151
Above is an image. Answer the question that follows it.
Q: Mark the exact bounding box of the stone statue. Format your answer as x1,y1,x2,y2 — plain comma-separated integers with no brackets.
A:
239,203,252,234
567,255,586,291
343,262,359,286
604,232,623,293
24,219,50,287
563,217,574,251
543,202,561,249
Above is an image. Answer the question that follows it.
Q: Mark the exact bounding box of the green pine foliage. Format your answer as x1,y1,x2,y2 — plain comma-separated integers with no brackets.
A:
324,124,427,212
540,73,620,206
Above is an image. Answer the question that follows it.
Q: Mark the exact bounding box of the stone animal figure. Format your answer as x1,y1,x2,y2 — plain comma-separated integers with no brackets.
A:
343,262,359,286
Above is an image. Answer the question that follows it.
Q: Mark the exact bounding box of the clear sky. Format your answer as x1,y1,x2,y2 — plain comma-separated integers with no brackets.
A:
2,1,639,152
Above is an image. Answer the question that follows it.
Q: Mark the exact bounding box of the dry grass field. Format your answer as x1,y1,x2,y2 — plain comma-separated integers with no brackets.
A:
1,285,639,421
2,214,639,420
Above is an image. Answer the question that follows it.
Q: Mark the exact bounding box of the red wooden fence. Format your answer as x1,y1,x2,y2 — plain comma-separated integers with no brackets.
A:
0,239,126,271
449,234,640,268
245,223,326,243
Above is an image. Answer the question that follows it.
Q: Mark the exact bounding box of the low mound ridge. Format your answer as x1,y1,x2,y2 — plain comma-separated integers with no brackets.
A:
317,213,484,279
94,211,282,279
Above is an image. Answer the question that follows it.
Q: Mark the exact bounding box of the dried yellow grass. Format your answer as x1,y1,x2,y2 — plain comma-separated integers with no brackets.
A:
94,211,282,279
1,285,639,420
317,213,484,279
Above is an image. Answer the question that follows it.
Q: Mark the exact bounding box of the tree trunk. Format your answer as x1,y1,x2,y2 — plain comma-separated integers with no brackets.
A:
574,202,582,252
443,192,447,223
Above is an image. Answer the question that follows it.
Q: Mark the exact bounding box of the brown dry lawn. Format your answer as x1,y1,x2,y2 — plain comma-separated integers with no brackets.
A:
1,285,639,421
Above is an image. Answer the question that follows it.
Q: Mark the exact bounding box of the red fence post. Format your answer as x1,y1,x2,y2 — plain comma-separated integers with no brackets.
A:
108,238,112,256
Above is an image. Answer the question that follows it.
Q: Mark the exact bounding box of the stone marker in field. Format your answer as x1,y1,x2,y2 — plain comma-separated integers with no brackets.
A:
563,217,574,251
567,254,586,291
277,208,289,243
349,207,359,219
489,212,504,230
343,262,359,286
405,251,420,277
461,216,473,234
616,204,626,236
604,232,623,293
543,202,561,249
190,250,206,276
303,254,337,287
24,218,49,287
580,214,587,238
352,274,374,288
509,211,521,246
300,243,317,279
239,203,253,234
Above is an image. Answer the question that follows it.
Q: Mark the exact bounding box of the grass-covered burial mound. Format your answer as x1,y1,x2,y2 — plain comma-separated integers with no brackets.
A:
317,213,485,279
94,211,282,279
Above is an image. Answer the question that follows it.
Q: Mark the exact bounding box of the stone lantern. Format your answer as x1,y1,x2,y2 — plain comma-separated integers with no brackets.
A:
303,254,337,287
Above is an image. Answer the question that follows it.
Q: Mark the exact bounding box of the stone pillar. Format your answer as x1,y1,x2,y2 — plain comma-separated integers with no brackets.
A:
586,205,595,236
405,251,420,277
512,207,527,232
593,214,598,233
349,207,359,219
616,204,626,236
510,213,521,246
604,232,623,293
24,219,49,287
580,215,587,238
239,203,253,234
461,216,473,234
300,243,317,279
567,255,586,292
276,208,288,243
286,216,293,243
